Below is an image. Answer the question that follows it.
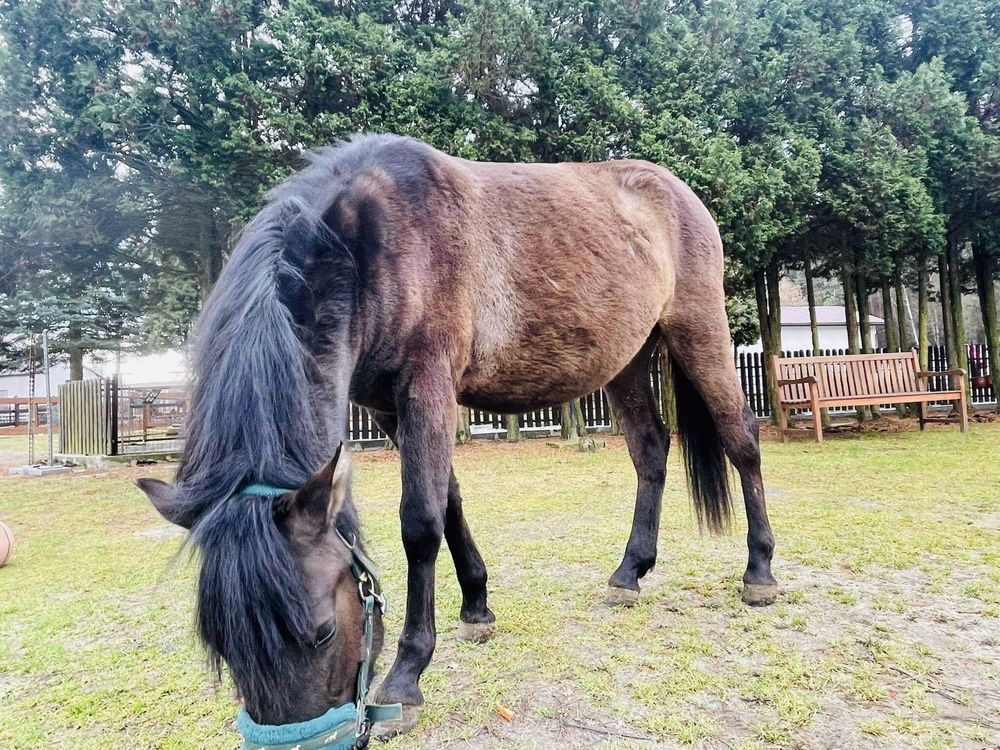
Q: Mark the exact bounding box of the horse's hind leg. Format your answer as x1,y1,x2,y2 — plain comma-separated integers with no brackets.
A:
446,472,496,641
662,316,778,606
372,410,495,640
604,334,668,606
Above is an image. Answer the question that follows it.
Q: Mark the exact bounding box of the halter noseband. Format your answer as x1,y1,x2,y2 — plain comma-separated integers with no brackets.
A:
236,483,401,750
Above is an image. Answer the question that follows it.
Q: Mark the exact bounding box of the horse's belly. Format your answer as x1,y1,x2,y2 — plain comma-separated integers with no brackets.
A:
457,313,657,414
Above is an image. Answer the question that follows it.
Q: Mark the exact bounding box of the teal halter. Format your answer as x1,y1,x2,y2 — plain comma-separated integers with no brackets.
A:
236,482,401,749
240,483,297,498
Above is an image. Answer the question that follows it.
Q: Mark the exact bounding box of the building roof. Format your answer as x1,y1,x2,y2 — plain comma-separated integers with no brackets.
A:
782,305,884,327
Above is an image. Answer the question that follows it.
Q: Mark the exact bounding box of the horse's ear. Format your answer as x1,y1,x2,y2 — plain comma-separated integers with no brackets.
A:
136,478,189,529
293,443,351,529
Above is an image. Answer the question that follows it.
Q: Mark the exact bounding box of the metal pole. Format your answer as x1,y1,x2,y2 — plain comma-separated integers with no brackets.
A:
42,331,54,465
27,335,35,465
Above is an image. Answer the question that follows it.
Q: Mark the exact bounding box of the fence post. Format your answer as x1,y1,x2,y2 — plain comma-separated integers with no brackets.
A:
110,376,119,456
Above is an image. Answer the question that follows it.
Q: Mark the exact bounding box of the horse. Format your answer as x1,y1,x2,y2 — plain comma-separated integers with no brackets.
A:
138,133,778,739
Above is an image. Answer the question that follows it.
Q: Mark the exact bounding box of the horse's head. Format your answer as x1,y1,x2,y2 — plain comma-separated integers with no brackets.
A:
137,445,384,725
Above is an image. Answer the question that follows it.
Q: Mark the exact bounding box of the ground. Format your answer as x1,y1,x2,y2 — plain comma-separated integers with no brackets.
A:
0,423,998,750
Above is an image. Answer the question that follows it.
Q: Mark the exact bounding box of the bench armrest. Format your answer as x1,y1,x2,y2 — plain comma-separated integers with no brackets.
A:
916,369,964,379
777,376,818,386
916,369,966,389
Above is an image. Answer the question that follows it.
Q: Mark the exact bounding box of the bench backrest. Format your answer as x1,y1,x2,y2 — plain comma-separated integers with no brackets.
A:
771,351,922,402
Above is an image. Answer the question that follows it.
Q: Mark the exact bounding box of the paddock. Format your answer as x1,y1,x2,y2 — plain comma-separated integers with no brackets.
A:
0,425,998,750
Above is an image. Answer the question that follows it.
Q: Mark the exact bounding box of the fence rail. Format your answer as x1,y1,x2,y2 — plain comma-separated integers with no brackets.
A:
0,397,57,429
55,343,994,455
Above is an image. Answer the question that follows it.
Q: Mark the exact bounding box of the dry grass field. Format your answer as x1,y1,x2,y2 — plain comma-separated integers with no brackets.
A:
1,423,998,749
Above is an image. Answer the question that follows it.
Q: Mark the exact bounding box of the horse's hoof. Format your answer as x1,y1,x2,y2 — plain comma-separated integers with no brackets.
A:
605,585,640,607
372,704,421,740
457,620,495,643
742,582,779,606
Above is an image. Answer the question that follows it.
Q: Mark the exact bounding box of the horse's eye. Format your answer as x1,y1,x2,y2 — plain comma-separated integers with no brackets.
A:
313,619,337,649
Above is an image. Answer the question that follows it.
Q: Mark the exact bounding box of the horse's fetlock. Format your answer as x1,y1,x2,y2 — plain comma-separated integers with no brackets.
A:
636,555,657,577
461,564,488,592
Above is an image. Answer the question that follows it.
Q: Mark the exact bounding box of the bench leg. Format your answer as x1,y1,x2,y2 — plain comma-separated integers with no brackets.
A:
776,405,789,442
958,391,969,433
809,385,823,443
919,400,928,431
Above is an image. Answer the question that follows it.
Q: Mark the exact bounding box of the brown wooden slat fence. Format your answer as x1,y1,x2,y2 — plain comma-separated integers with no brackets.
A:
0,398,56,429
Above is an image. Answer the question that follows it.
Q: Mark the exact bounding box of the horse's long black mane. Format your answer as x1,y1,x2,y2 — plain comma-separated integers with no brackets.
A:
171,136,402,716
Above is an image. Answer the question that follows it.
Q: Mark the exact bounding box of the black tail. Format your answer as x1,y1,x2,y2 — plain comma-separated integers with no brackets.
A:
671,354,733,533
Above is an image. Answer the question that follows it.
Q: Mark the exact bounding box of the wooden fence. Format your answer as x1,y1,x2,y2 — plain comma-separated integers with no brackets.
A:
351,343,993,445
58,379,115,455
0,397,56,430
55,343,995,454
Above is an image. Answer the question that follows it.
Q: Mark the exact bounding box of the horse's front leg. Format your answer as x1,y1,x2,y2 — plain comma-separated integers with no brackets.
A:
373,370,455,728
371,409,495,641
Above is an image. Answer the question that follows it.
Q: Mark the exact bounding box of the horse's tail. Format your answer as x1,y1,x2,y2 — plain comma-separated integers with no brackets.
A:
173,197,343,527
671,354,733,533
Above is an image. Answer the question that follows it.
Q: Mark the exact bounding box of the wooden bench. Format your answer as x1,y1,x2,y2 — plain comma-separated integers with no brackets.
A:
771,351,969,442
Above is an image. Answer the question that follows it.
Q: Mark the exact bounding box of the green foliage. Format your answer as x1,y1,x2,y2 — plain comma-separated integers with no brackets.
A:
0,0,997,364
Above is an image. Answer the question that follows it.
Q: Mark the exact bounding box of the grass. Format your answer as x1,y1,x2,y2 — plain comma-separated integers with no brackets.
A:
1,424,999,748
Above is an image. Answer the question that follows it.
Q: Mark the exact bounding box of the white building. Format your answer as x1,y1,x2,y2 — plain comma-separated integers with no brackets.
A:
740,306,886,354
0,363,101,399
88,349,188,387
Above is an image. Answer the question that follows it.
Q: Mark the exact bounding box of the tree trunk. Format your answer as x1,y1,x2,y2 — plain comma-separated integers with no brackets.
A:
881,281,907,417
560,403,573,440
766,262,782,352
843,268,865,421
855,273,877,419
946,229,970,408
843,267,860,354
894,263,914,350
881,282,899,352
972,236,1000,408
456,406,471,444
939,252,955,362
199,214,226,301
856,274,874,354
805,258,821,354
918,255,930,370
755,263,782,423
68,321,84,380
573,399,587,439
804,258,829,426
505,414,523,442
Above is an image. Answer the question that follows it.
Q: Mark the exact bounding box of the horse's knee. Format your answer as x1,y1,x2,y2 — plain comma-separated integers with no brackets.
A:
401,505,445,553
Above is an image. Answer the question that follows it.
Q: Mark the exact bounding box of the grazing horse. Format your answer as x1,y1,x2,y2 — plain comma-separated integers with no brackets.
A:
138,134,777,736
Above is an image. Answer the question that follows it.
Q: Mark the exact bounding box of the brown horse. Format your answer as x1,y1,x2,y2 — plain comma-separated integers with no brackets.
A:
138,134,777,736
